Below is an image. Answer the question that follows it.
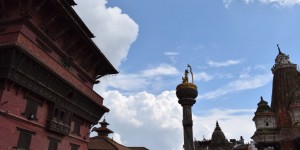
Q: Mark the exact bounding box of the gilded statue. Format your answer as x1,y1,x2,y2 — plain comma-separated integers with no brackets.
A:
182,69,189,83
182,64,194,84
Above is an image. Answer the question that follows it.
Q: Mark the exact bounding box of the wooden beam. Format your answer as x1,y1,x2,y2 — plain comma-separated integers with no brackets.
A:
18,0,33,17
85,54,96,72
26,0,33,13
71,45,84,58
34,0,48,14
87,59,99,73
0,0,6,18
64,34,80,52
74,47,87,61
40,11,59,32
52,23,69,41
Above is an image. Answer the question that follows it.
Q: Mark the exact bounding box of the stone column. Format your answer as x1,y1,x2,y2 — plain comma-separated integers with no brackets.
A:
176,82,197,150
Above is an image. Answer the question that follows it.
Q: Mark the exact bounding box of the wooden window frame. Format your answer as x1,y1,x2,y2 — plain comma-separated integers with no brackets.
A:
70,143,79,150
21,97,42,121
48,137,61,150
15,127,35,150
73,119,81,136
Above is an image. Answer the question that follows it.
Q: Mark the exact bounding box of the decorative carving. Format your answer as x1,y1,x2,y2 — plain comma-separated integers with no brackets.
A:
61,56,73,69
0,47,106,123
33,0,48,14
17,0,33,17
40,11,59,33
63,34,80,52
46,119,71,135
46,103,71,135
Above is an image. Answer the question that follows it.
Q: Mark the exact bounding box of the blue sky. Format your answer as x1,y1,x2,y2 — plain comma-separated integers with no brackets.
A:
75,0,300,149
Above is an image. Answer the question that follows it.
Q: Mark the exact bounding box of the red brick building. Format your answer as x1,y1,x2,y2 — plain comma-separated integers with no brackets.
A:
0,0,117,150
252,46,300,149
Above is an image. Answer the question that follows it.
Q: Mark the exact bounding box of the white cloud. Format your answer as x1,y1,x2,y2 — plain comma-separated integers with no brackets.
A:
194,72,214,82
94,63,180,93
216,73,234,79
142,63,180,77
112,132,124,145
194,44,205,50
223,0,233,8
258,0,300,7
96,74,149,93
100,90,183,150
207,59,242,68
164,52,179,56
198,71,272,100
244,0,255,4
74,0,139,69
224,0,300,8
95,90,256,150
164,52,179,63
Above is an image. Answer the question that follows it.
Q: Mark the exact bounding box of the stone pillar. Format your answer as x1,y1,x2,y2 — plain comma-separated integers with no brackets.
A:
176,82,197,150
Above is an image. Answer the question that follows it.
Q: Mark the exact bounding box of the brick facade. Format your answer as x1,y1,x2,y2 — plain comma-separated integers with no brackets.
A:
0,0,117,150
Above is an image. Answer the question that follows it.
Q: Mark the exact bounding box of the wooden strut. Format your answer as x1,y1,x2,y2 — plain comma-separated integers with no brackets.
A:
34,0,48,14
52,23,69,41
64,34,80,52
0,0,6,18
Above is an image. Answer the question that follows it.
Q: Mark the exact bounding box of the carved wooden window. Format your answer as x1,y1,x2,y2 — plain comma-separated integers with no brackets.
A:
73,119,81,136
52,106,71,125
48,137,60,150
54,108,59,119
22,97,41,120
16,127,35,150
70,143,79,150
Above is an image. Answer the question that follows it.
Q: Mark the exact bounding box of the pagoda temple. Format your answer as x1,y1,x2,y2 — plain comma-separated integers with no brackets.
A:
0,0,117,149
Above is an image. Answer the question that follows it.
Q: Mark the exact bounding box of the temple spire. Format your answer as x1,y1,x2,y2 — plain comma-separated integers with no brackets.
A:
215,121,221,130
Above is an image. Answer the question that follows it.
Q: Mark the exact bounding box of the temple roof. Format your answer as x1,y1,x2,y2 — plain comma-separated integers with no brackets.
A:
211,121,229,144
89,119,148,150
92,119,113,137
255,96,274,115
272,44,294,72
57,0,118,77
89,136,132,150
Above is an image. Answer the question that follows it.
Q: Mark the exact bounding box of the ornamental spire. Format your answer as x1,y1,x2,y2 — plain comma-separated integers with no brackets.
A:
272,44,293,72
92,118,113,137
215,121,221,130
277,44,282,54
